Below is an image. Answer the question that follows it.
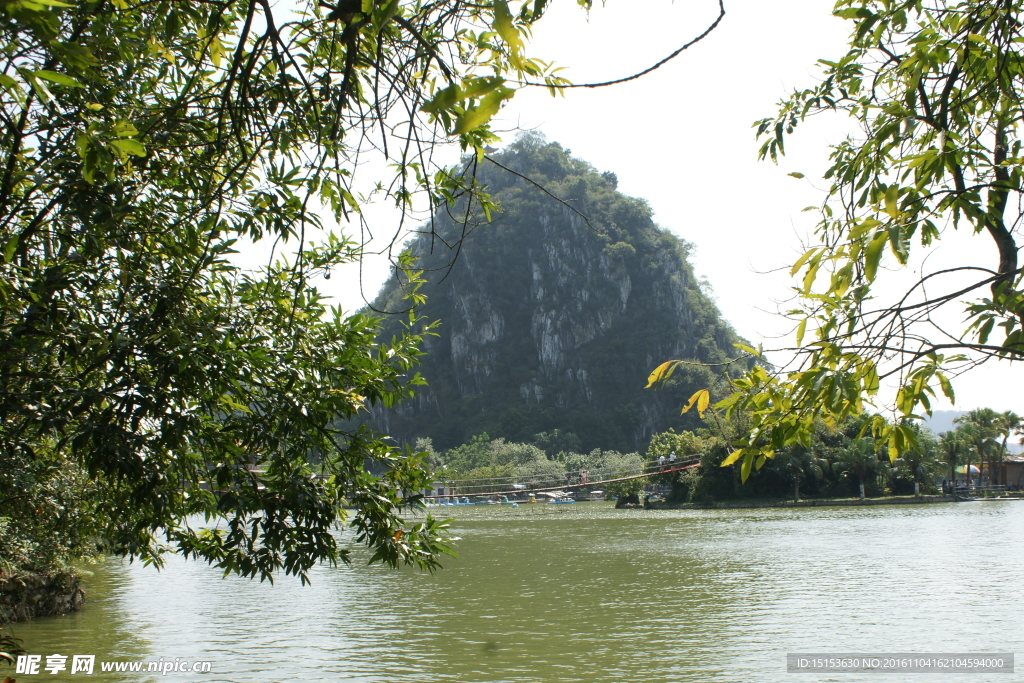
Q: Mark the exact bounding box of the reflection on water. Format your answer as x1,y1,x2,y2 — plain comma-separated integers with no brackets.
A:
11,501,1024,682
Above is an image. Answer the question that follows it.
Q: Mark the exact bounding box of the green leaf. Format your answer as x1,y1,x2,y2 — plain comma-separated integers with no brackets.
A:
112,120,139,137
721,448,744,467
862,361,879,394
850,217,881,240
372,0,400,33
787,171,805,179
936,372,955,404
421,84,462,114
884,184,899,217
453,87,513,134
801,258,822,294
2,235,19,262
790,247,818,277
740,451,753,482
492,0,524,67
863,232,888,282
110,138,146,156
796,317,807,346
733,343,760,357
978,318,994,344
34,70,84,87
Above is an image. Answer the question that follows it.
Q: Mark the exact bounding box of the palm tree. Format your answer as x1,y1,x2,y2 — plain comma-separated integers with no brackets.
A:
994,411,1022,486
955,409,1000,486
894,423,938,496
938,431,964,492
782,446,829,502
835,437,877,499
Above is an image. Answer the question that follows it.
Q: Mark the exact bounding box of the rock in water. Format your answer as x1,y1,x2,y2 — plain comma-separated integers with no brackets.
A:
370,134,752,452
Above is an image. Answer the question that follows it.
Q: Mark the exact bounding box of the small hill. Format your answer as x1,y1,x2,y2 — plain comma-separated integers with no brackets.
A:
921,410,967,436
370,134,752,452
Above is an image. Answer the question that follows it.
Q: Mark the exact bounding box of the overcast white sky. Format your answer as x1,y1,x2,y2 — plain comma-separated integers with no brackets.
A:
290,0,1022,417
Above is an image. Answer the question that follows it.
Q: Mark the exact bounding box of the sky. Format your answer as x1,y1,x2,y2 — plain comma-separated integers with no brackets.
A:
272,0,1023,418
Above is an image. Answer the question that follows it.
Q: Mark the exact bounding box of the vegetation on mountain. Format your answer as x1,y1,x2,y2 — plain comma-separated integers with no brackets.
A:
372,135,753,453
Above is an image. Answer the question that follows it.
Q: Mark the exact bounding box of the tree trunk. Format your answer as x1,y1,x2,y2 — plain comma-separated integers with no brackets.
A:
858,478,865,500
794,477,800,503
985,124,1018,296
914,480,919,497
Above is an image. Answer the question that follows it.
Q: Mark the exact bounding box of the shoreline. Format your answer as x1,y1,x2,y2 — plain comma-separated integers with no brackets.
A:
649,493,1024,510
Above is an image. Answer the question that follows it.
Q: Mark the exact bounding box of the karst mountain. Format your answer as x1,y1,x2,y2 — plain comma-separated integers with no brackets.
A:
369,134,751,453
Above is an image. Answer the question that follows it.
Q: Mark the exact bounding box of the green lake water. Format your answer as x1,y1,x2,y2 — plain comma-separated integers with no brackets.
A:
10,501,1024,682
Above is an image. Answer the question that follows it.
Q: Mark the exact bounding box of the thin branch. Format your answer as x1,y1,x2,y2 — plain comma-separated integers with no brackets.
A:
521,0,725,90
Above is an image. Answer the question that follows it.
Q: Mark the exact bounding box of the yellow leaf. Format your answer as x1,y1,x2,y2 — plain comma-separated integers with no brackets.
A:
733,343,759,357
801,258,822,295
789,247,817,277
645,360,679,388
721,449,744,467
680,389,710,418
696,389,710,417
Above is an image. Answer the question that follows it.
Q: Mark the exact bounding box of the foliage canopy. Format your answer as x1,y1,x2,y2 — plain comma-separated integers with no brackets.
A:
0,0,597,581
700,0,1024,479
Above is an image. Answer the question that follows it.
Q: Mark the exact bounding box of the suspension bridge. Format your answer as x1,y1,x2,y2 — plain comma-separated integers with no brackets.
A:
424,456,701,501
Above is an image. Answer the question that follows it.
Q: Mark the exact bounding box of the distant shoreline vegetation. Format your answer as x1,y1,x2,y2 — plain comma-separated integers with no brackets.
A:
425,407,1023,506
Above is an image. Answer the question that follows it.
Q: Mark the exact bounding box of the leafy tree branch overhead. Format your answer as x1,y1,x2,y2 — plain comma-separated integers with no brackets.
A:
0,0,729,581
728,0,1024,478
0,0,571,582
651,0,1024,481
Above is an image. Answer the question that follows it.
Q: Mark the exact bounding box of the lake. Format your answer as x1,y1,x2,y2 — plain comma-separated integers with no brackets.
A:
11,500,1023,681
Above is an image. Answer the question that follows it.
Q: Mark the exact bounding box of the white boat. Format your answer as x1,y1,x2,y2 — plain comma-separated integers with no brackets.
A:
548,495,576,504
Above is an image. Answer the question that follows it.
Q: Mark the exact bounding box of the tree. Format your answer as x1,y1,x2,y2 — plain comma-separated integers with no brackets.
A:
994,409,1022,484
780,445,829,502
955,409,999,485
0,0,603,582
938,429,964,487
890,422,937,495
710,0,1024,478
835,437,877,499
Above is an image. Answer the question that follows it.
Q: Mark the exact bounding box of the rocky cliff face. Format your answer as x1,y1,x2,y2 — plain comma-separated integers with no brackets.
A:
371,135,748,452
